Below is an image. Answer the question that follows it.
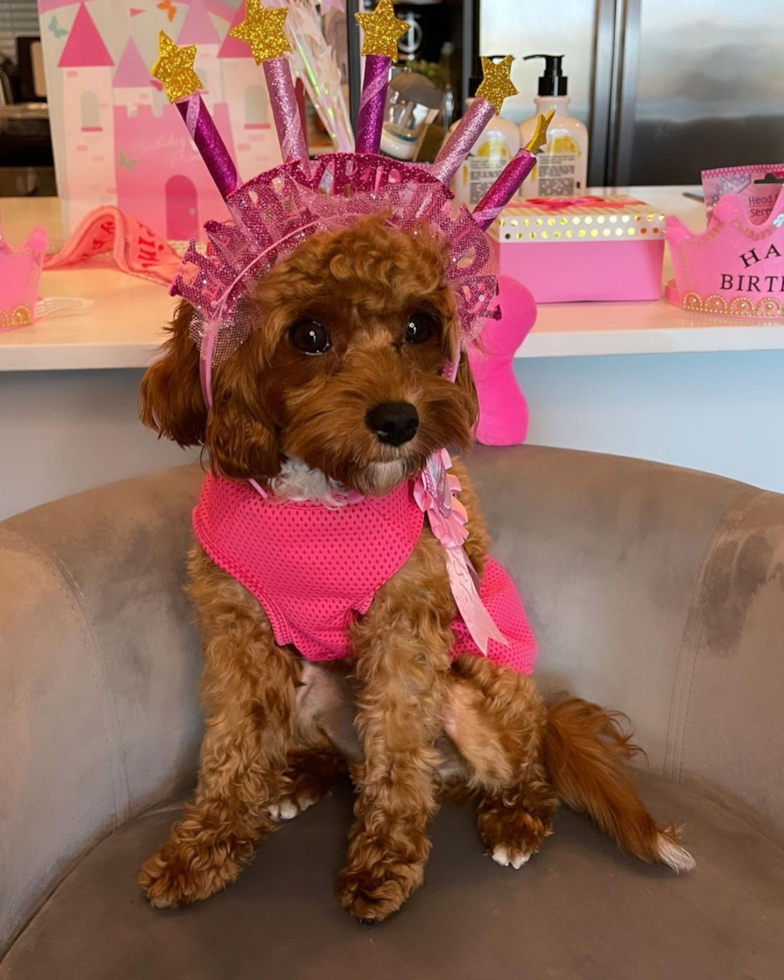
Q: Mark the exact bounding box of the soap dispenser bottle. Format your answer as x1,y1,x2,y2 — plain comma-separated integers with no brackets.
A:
518,54,588,198
448,66,521,208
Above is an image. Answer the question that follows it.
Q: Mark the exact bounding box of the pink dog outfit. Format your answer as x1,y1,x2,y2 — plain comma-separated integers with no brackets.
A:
193,470,537,675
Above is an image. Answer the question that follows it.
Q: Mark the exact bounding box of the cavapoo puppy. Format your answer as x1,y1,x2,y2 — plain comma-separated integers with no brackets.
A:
138,214,693,922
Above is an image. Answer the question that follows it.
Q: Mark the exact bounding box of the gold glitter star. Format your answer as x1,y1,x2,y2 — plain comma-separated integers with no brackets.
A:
151,31,203,104
525,108,556,153
355,0,408,61
229,0,292,65
476,55,518,114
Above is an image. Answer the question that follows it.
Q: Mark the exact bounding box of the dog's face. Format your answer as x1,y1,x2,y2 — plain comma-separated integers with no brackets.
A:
141,215,478,496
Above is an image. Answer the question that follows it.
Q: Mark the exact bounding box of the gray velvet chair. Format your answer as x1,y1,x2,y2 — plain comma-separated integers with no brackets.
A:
1,446,782,979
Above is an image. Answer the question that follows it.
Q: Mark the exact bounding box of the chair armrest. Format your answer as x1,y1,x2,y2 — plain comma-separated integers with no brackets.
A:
0,464,204,953
467,445,784,838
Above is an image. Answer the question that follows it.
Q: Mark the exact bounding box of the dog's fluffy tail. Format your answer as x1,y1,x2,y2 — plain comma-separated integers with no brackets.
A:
543,697,695,873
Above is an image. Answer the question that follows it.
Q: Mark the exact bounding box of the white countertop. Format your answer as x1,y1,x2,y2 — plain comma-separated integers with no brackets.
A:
2,187,784,371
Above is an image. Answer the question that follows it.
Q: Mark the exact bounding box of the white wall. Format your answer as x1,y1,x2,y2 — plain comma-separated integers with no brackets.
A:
2,351,782,522
0,370,199,521
515,350,784,493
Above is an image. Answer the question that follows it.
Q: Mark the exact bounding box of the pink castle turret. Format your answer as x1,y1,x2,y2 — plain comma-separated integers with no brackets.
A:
179,0,221,47
179,0,221,107
113,37,154,115
58,3,116,224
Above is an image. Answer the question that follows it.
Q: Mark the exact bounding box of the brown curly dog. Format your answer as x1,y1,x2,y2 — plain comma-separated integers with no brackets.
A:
138,215,693,922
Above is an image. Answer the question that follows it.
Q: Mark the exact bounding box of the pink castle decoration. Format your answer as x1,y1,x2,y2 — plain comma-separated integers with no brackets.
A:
114,103,237,242
38,0,281,239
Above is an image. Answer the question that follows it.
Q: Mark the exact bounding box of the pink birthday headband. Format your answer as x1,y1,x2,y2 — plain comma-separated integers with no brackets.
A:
151,0,553,403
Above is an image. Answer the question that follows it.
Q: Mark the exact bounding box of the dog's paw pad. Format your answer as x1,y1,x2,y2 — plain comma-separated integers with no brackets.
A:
491,845,531,870
278,800,300,820
268,801,298,821
267,795,316,822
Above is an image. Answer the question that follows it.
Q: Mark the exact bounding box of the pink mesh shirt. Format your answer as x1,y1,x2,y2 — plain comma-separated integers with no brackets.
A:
193,473,537,674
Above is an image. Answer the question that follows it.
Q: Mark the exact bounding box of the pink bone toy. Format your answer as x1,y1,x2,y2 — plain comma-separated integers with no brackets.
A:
468,275,537,446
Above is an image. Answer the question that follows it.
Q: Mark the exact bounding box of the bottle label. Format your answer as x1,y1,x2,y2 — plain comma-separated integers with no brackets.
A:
537,135,583,197
538,157,576,196
466,155,507,205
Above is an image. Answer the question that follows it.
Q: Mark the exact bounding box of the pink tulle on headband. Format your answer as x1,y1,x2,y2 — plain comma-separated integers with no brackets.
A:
173,154,500,376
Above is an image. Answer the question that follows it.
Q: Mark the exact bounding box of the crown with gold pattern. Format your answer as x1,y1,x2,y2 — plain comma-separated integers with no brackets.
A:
0,225,48,332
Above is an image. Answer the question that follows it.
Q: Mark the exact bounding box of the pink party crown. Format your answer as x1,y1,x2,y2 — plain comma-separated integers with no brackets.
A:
666,193,784,319
150,1,552,396
0,225,49,332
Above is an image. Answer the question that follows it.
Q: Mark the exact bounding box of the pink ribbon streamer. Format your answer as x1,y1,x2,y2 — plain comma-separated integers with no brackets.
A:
177,93,239,200
414,449,506,654
430,98,495,186
264,57,310,166
472,149,537,230
355,54,390,156
443,548,506,654
43,206,180,285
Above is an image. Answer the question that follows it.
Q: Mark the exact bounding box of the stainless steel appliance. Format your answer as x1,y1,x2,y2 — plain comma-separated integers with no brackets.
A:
480,0,784,186
0,31,56,197
0,103,55,196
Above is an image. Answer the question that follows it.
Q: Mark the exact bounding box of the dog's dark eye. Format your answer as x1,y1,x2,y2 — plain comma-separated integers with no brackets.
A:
405,313,436,345
289,320,331,355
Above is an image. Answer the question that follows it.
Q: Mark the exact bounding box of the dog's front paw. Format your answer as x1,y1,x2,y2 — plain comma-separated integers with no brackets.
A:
138,837,251,909
337,843,425,923
478,795,554,871
267,794,316,822
490,842,533,869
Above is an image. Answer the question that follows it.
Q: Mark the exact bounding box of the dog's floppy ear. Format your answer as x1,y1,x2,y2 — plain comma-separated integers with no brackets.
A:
455,349,480,435
205,352,284,482
139,302,207,447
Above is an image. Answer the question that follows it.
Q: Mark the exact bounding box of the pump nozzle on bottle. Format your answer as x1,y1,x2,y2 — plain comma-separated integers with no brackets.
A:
523,54,568,97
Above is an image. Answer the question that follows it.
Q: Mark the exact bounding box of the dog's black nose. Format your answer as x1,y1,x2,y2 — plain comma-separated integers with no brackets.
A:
366,401,419,447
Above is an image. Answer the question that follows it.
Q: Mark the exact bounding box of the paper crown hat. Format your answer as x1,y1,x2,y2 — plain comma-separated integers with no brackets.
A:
150,0,552,400
666,193,784,319
0,225,48,332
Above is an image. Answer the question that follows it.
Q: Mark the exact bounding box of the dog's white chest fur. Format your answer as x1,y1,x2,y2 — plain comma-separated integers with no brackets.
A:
268,458,352,507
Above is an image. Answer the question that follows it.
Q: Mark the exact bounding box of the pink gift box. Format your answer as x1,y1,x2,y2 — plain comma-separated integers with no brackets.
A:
489,196,666,304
